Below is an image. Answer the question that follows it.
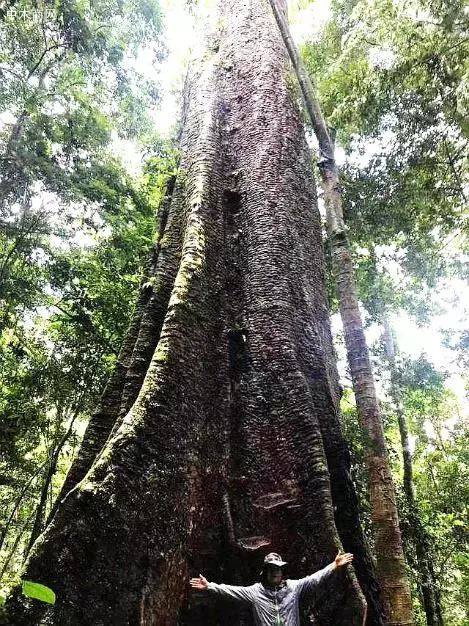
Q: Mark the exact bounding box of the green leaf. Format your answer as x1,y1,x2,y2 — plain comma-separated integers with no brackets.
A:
22,580,56,605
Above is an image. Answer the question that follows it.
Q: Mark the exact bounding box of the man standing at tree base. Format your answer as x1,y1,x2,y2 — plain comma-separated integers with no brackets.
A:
190,551,354,625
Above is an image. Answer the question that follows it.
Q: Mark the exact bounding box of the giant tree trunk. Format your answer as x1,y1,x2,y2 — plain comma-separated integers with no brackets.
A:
266,2,413,625
382,320,443,626
5,1,381,624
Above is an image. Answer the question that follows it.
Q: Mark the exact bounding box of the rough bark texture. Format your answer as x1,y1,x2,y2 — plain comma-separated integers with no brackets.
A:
333,238,412,626
5,2,381,624
266,2,413,624
52,174,177,511
382,321,443,626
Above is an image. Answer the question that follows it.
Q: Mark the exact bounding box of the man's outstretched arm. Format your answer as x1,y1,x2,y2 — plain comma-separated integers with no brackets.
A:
294,551,354,597
190,574,255,604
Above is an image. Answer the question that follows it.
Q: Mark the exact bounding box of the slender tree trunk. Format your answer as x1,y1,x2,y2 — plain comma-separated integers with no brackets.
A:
0,462,46,553
25,465,56,560
266,2,413,625
382,320,444,626
25,410,80,556
5,2,381,624
0,512,35,583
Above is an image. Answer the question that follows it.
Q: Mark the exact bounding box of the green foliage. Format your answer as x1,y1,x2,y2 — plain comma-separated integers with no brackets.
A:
0,0,161,207
22,580,55,604
303,0,468,320
341,353,468,624
0,0,172,595
339,388,373,536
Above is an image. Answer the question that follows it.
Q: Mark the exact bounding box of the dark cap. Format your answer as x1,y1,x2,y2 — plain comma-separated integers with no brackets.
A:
263,552,288,568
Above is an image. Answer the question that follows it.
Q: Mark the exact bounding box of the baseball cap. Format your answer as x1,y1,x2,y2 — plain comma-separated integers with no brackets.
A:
263,552,288,568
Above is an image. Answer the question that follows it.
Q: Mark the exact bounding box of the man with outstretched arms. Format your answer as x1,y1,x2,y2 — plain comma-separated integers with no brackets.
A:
190,550,354,626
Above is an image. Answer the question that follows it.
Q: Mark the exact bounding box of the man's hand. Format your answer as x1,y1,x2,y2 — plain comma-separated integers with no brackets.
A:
334,551,354,568
189,574,209,591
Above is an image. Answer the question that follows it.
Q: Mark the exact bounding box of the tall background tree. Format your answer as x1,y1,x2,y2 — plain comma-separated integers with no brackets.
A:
301,0,468,623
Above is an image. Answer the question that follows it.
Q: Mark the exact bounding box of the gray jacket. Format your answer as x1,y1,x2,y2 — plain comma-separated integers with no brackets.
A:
207,562,336,626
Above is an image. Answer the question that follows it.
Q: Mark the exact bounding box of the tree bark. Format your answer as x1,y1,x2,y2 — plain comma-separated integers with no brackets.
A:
50,173,177,513
382,320,444,626
5,1,380,624
266,2,413,625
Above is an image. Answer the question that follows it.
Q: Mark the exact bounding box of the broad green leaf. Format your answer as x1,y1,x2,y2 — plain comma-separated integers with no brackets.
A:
22,580,56,605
